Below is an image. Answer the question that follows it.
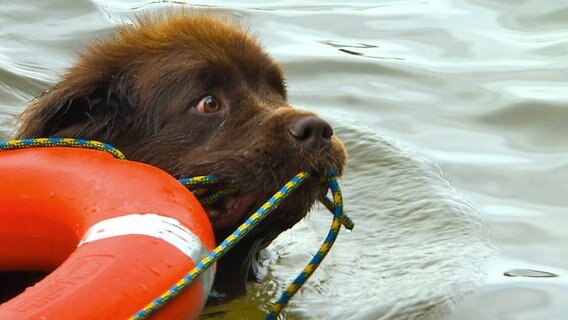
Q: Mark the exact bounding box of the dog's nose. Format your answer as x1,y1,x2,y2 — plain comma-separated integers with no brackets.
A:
288,116,333,152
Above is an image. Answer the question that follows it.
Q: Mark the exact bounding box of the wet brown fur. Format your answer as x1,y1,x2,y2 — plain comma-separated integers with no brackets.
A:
16,13,346,302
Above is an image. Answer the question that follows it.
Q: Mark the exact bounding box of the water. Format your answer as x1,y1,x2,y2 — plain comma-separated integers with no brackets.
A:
1,0,566,319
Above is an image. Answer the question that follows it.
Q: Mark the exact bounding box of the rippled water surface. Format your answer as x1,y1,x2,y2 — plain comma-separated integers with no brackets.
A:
1,1,567,319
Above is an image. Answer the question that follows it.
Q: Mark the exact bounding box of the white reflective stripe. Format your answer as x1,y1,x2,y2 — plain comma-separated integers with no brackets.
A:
78,213,215,296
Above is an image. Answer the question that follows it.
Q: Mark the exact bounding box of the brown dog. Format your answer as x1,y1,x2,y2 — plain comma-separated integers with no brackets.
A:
16,13,346,302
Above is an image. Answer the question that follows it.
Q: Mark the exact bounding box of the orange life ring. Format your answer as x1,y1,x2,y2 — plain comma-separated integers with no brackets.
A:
0,147,216,319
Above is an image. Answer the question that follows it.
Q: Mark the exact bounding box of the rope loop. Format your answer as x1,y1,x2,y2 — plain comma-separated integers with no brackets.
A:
266,174,347,319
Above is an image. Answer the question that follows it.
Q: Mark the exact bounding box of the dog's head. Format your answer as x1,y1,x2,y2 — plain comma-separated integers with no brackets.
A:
17,13,346,301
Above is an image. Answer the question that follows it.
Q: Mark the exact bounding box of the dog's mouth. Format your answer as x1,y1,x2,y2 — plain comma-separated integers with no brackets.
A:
202,192,261,230
198,171,332,233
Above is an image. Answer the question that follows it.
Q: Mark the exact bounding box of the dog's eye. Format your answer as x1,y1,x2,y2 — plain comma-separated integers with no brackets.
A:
196,96,222,113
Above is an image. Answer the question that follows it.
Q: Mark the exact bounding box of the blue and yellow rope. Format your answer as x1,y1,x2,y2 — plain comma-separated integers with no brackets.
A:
180,176,238,205
0,138,353,319
179,175,218,186
320,194,354,230
0,138,125,159
267,174,349,319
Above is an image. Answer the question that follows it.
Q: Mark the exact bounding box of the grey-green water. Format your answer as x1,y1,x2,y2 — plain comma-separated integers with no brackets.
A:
1,1,566,319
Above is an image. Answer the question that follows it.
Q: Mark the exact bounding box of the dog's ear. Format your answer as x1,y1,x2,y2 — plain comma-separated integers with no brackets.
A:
16,70,133,142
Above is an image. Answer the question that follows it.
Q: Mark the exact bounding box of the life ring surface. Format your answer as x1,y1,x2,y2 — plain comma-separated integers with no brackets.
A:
0,147,216,319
